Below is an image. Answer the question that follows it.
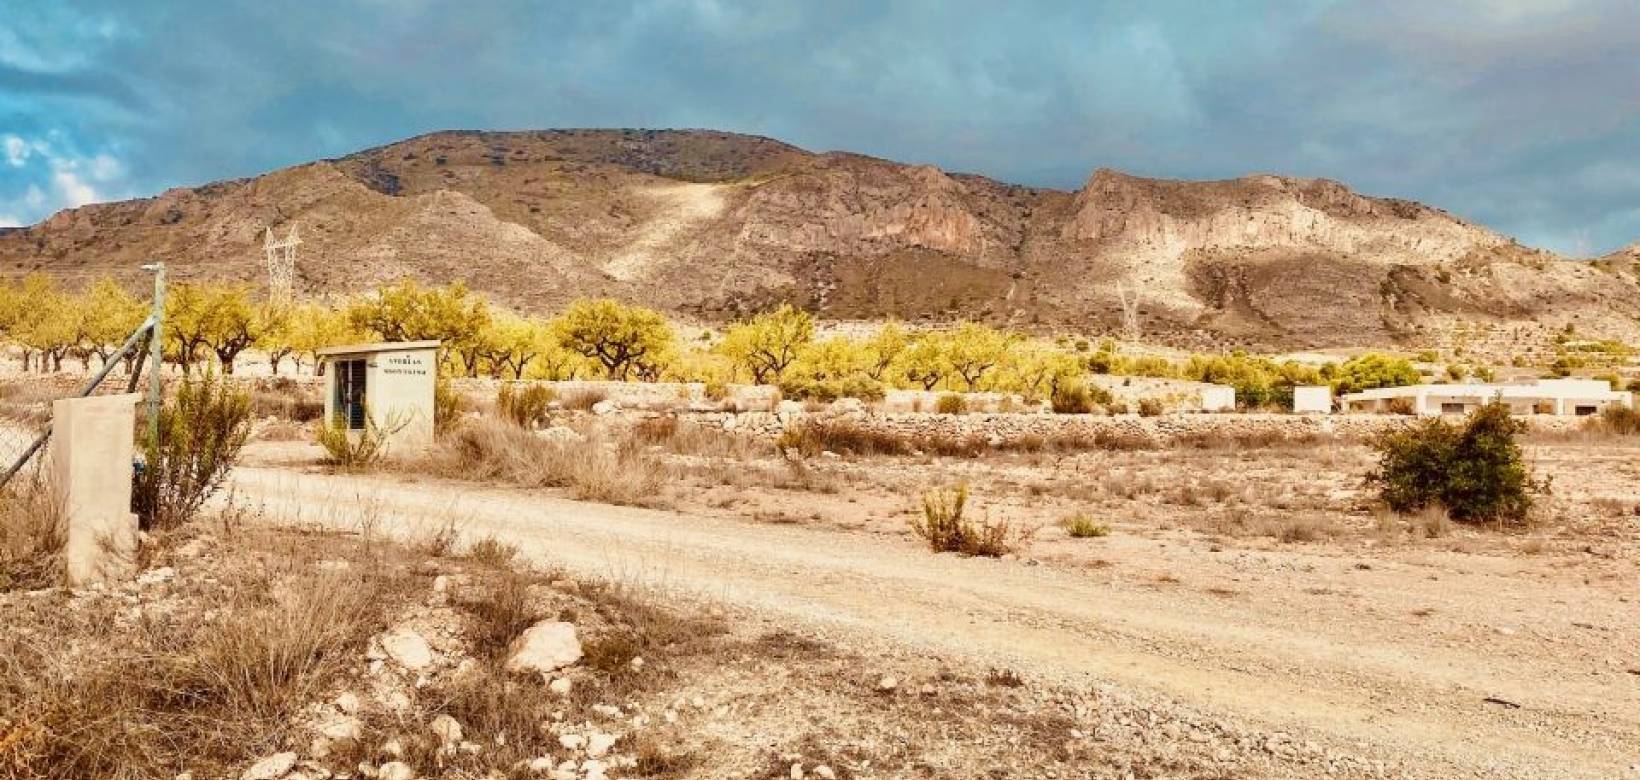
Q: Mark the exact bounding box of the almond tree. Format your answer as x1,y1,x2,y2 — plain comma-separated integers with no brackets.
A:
718,303,814,384
551,298,674,381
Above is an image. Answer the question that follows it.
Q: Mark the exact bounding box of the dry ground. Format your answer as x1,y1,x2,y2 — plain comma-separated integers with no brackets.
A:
230,418,1640,780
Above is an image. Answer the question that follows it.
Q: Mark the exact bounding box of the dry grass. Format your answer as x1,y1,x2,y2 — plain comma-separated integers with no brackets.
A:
910,484,1016,557
1059,514,1110,538
456,570,542,661
632,415,767,459
777,419,1154,459
0,549,411,779
416,416,669,506
0,477,64,591
248,378,324,422
558,387,607,411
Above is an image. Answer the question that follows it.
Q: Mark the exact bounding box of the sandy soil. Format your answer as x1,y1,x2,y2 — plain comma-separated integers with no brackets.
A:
229,442,1640,780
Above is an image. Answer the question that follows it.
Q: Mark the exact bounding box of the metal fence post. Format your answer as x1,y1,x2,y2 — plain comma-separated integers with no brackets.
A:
145,262,165,444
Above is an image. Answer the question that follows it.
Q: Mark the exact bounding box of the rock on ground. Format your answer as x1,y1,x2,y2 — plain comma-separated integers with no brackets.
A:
504,621,583,675
240,752,297,780
375,625,434,671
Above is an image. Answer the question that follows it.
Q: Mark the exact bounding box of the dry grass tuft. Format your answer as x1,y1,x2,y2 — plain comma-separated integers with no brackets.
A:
0,562,405,779
558,387,608,411
1059,514,1110,538
457,571,542,661
0,478,64,591
910,483,1015,557
419,416,668,506
465,535,519,568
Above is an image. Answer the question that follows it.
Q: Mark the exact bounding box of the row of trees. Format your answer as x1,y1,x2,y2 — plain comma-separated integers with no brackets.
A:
0,276,1427,407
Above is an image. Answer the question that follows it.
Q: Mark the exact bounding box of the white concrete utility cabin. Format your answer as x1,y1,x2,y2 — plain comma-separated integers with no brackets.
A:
317,340,440,448
1340,378,1633,417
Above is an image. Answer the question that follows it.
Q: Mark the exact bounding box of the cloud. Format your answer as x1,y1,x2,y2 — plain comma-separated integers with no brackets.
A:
2,135,27,166
0,0,1636,253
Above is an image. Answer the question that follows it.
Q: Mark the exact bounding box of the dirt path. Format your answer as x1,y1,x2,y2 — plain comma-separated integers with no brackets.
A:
230,465,1640,780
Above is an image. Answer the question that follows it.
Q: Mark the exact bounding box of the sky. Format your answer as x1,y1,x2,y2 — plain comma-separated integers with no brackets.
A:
2,0,1638,255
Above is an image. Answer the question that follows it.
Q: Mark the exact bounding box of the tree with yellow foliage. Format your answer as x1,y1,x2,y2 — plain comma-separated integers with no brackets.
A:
2,274,81,372
287,302,358,374
348,280,491,373
718,303,814,384
551,298,674,380
861,321,908,382
895,335,951,390
75,276,147,369
942,322,1014,391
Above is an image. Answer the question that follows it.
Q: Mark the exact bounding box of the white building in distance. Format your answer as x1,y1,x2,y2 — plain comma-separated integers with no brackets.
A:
1340,378,1632,417
1199,385,1236,412
1292,385,1333,414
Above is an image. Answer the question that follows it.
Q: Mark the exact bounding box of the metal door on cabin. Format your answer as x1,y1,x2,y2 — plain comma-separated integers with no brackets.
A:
333,358,367,429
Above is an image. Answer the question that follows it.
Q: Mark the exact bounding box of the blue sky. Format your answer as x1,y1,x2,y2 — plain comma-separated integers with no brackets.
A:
2,0,1638,255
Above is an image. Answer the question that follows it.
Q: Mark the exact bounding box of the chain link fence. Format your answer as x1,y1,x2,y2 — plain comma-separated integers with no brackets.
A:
0,362,154,486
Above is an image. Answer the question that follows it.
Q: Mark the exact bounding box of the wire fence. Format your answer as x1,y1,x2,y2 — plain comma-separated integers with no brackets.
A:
0,362,153,486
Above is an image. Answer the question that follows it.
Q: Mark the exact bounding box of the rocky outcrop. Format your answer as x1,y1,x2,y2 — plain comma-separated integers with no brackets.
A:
735,158,992,257
1061,169,1504,265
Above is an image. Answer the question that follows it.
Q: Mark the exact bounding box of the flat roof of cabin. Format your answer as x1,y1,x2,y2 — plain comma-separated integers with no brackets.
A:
317,340,441,357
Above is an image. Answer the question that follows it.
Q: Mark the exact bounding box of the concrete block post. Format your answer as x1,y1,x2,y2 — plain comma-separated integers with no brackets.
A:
53,393,140,586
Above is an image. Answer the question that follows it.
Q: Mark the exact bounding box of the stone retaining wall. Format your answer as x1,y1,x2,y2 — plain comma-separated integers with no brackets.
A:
667,409,1589,449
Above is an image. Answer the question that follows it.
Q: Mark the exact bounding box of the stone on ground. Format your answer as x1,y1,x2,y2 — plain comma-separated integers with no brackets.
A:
375,625,434,671
430,713,464,745
240,752,297,780
504,621,583,675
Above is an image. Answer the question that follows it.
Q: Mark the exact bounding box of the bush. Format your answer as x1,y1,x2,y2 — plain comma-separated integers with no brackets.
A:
1137,398,1164,417
1050,381,1110,414
1587,404,1640,435
703,380,730,402
434,376,463,435
497,383,555,427
909,483,1013,556
132,374,253,531
1367,401,1547,524
316,410,406,471
428,417,666,506
0,477,64,590
1059,514,1110,538
778,375,886,403
559,387,607,411
935,393,967,415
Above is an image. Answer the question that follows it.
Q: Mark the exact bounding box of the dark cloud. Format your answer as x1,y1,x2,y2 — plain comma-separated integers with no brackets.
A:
0,0,1636,254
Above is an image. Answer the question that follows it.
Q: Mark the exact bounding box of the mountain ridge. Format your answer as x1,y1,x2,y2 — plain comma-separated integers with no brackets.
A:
2,128,1635,350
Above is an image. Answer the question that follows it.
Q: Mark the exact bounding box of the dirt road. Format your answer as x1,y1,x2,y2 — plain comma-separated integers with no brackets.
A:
230,465,1640,779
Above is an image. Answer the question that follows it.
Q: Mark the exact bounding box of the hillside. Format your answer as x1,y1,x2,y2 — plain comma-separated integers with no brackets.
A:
3,128,1637,349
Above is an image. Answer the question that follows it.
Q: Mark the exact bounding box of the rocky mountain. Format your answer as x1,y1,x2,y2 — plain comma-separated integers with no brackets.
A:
3,128,1636,349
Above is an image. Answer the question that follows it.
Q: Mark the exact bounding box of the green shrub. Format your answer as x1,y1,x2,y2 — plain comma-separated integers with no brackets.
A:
1059,514,1110,538
131,374,253,531
703,380,730,402
1050,381,1110,414
1333,353,1422,394
935,393,967,415
1137,398,1164,417
317,409,406,472
497,383,555,427
1367,401,1547,524
778,375,886,403
909,483,1012,556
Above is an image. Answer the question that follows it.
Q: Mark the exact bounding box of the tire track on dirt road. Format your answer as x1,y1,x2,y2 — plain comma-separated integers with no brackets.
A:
230,466,1640,780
